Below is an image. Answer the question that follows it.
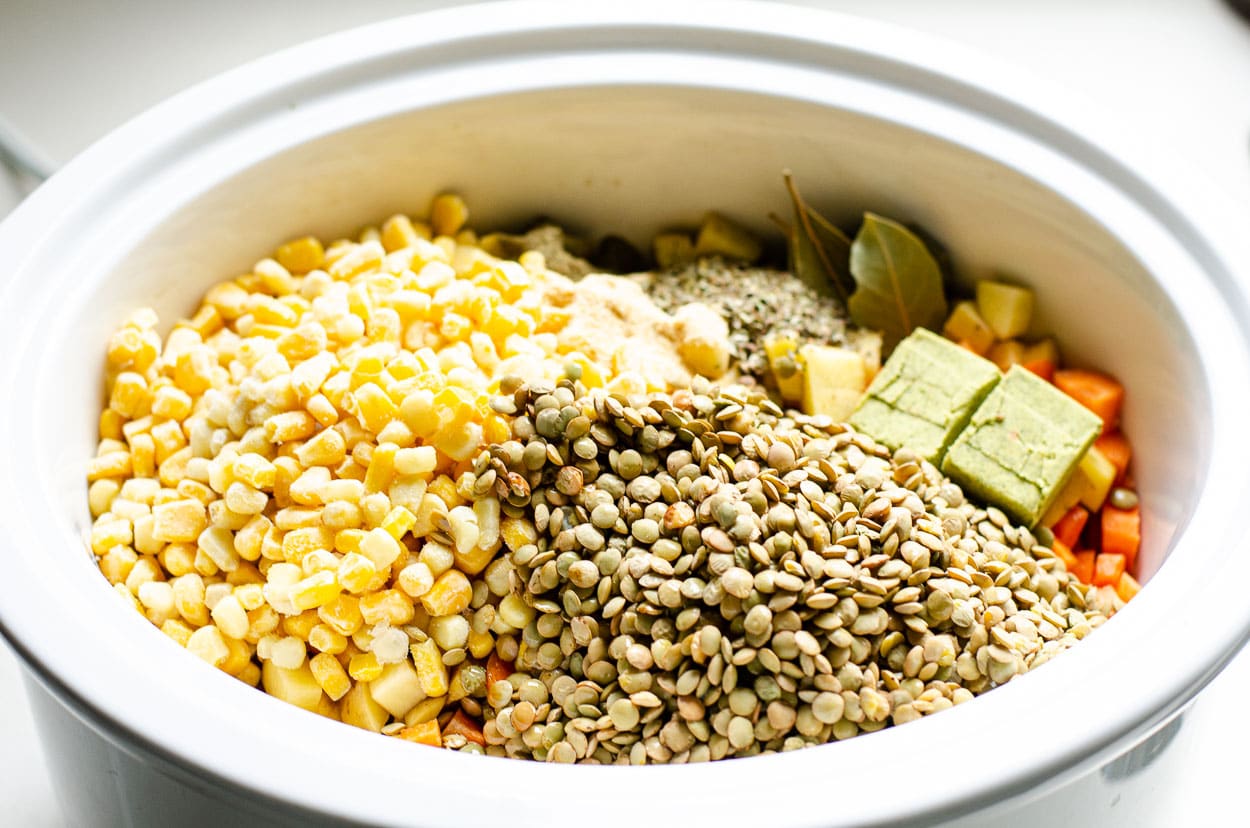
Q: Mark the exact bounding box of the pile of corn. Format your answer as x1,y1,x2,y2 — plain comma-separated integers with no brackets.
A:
86,195,650,744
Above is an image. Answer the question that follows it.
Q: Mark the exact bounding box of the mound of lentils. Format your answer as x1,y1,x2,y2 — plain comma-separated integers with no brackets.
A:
464,375,1109,764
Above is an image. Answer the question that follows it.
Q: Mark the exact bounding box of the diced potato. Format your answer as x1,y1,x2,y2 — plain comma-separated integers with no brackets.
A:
846,329,883,380
653,232,695,269
1040,445,1117,526
1023,337,1060,366
340,680,390,732
369,660,426,719
693,213,761,263
261,661,324,712
942,301,995,355
988,339,1027,372
765,335,804,405
976,280,1034,339
800,344,867,421
1076,446,1117,512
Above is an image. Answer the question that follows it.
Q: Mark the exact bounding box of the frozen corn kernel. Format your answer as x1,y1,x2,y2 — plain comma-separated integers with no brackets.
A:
210,593,250,640
186,625,230,667
309,651,352,701
268,636,307,670
152,499,208,544
398,561,435,598
358,527,403,570
420,569,472,617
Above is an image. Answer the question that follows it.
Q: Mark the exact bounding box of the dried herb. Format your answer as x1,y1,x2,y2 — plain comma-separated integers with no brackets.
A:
779,171,855,304
847,213,948,353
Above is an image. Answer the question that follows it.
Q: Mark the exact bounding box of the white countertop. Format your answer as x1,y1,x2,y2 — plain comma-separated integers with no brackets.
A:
2,1,1249,825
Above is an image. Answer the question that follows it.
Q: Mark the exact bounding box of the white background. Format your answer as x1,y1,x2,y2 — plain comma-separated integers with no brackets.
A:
1,1,1248,825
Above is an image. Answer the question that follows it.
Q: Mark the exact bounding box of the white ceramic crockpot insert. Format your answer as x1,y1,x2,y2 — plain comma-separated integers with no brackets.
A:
2,2,1250,826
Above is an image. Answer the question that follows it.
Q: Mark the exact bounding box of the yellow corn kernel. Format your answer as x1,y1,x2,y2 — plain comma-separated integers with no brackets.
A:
90,516,133,556
340,679,389,733
410,638,449,697
186,625,230,667
466,629,495,660
108,371,151,419
393,446,437,478
88,479,121,518
202,281,249,320
427,475,463,509
99,408,125,442
380,214,422,252
232,453,276,490
429,193,469,238
275,236,325,274
294,427,347,468
150,420,187,463
309,651,352,701
281,526,335,564
359,589,415,627
88,451,133,481
151,499,208,543
410,492,449,538
185,304,224,339
332,527,365,556
159,543,196,577
397,561,435,599
363,442,398,495
161,618,194,647
246,605,281,642
338,551,381,594
453,539,500,578
176,479,215,506
420,570,472,617
225,583,261,614
219,635,253,677
224,481,268,515
309,623,348,655
399,389,439,438
198,525,239,573
380,506,417,541
261,661,324,712
318,594,363,637
500,516,538,553
173,347,217,394
348,651,384,683
307,393,338,426
107,323,159,371
265,411,317,443
349,383,397,435
290,570,342,611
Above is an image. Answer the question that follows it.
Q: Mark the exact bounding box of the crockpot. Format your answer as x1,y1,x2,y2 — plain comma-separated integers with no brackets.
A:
1,3,1249,826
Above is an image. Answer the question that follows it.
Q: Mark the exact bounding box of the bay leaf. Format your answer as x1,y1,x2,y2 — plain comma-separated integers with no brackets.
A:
783,171,855,304
847,212,948,353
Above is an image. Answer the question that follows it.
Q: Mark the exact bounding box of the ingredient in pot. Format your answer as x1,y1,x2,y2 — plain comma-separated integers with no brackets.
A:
85,182,1140,763
456,378,1109,762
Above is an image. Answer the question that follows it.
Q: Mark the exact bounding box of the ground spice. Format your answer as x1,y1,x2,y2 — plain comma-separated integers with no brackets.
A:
641,257,852,381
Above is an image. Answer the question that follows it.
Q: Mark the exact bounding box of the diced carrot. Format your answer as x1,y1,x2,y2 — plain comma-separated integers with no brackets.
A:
1022,358,1055,383
1071,550,1096,584
1051,537,1079,571
1052,505,1090,549
1102,505,1141,567
1054,369,1124,428
443,710,486,746
1094,432,1132,484
486,652,513,688
1093,553,1126,586
397,720,442,747
1115,572,1141,602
